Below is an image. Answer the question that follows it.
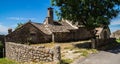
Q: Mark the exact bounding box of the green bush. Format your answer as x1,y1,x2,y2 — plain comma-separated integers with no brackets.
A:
0,41,3,57
0,41,3,49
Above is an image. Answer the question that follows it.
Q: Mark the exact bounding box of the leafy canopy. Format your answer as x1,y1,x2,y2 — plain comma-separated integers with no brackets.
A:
51,0,120,29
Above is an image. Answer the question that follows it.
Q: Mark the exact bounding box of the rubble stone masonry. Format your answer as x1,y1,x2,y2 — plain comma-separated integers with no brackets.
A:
5,42,61,63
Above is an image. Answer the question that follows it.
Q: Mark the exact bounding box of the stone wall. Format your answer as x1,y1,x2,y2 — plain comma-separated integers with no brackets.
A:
5,42,61,63
54,27,92,42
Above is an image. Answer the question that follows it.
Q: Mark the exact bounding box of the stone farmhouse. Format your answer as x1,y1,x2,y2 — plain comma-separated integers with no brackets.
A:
111,30,120,39
5,7,111,44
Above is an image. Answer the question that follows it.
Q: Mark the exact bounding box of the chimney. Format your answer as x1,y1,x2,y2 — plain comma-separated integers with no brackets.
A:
48,7,53,20
44,7,54,24
8,28,12,34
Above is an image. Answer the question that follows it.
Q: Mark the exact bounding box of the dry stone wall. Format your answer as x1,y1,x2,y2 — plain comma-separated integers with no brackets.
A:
5,42,61,63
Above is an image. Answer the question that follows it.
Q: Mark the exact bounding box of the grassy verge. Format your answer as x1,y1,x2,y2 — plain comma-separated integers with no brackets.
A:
57,59,73,64
116,39,120,43
0,58,18,64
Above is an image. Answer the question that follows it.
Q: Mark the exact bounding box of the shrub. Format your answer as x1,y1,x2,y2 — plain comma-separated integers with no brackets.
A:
0,41,3,49
0,41,3,57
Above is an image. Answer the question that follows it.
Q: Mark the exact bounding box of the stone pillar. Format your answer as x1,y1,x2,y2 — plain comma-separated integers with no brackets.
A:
54,45,61,64
52,33,55,42
91,38,96,49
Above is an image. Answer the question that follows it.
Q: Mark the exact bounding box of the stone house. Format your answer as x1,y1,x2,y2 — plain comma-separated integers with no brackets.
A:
111,30,120,39
5,7,111,44
95,27,111,39
95,26,111,46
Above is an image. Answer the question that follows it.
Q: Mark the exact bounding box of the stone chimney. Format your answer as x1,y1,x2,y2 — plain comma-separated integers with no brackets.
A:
44,7,54,24
8,28,12,34
48,7,53,20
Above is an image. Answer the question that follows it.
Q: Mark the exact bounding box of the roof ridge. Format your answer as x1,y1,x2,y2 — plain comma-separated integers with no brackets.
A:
64,20,78,29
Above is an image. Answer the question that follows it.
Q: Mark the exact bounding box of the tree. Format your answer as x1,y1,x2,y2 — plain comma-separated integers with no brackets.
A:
51,0,120,28
15,23,24,30
51,0,120,48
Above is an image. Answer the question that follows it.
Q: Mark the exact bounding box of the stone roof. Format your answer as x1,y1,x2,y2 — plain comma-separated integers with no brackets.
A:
113,30,120,35
31,22,52,35
31,20,78,35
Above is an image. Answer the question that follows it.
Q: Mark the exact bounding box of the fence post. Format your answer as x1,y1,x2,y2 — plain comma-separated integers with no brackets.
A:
54,45,61,64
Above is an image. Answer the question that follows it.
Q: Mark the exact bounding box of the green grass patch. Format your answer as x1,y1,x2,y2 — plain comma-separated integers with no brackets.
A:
73,49,98,57
81,50,89,57
90,49,98,53
73,50,89,57
116,39,120,43
0,58,18,64
58,59,73,64
64,47,74,50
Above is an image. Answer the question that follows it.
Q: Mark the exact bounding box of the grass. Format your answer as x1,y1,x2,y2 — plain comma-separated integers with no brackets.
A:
116,39,120,43
73,50,89,57
1,41,98,64
30,42,55,48
0,58,53,64
0,58,18,64
57,59,73,64
73,49,98,57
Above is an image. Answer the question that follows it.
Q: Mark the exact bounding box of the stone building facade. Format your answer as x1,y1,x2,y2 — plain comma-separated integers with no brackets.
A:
111,30,120,39
5,7,111,45
5,8,92,43
95,27,111,46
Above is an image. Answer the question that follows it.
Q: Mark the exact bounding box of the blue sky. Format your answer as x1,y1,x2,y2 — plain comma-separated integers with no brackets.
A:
0,0,120,34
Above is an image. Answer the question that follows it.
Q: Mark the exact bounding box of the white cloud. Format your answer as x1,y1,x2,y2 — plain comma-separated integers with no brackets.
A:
110,18,120,25
0,24,9,35
7,17,36,21
110,21,120,25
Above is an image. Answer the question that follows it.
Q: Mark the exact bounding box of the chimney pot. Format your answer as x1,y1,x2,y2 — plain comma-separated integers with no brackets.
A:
8,28,12,34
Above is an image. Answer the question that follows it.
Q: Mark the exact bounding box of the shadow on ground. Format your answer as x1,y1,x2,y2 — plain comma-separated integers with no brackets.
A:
73,42,91,49
73,38,120,54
